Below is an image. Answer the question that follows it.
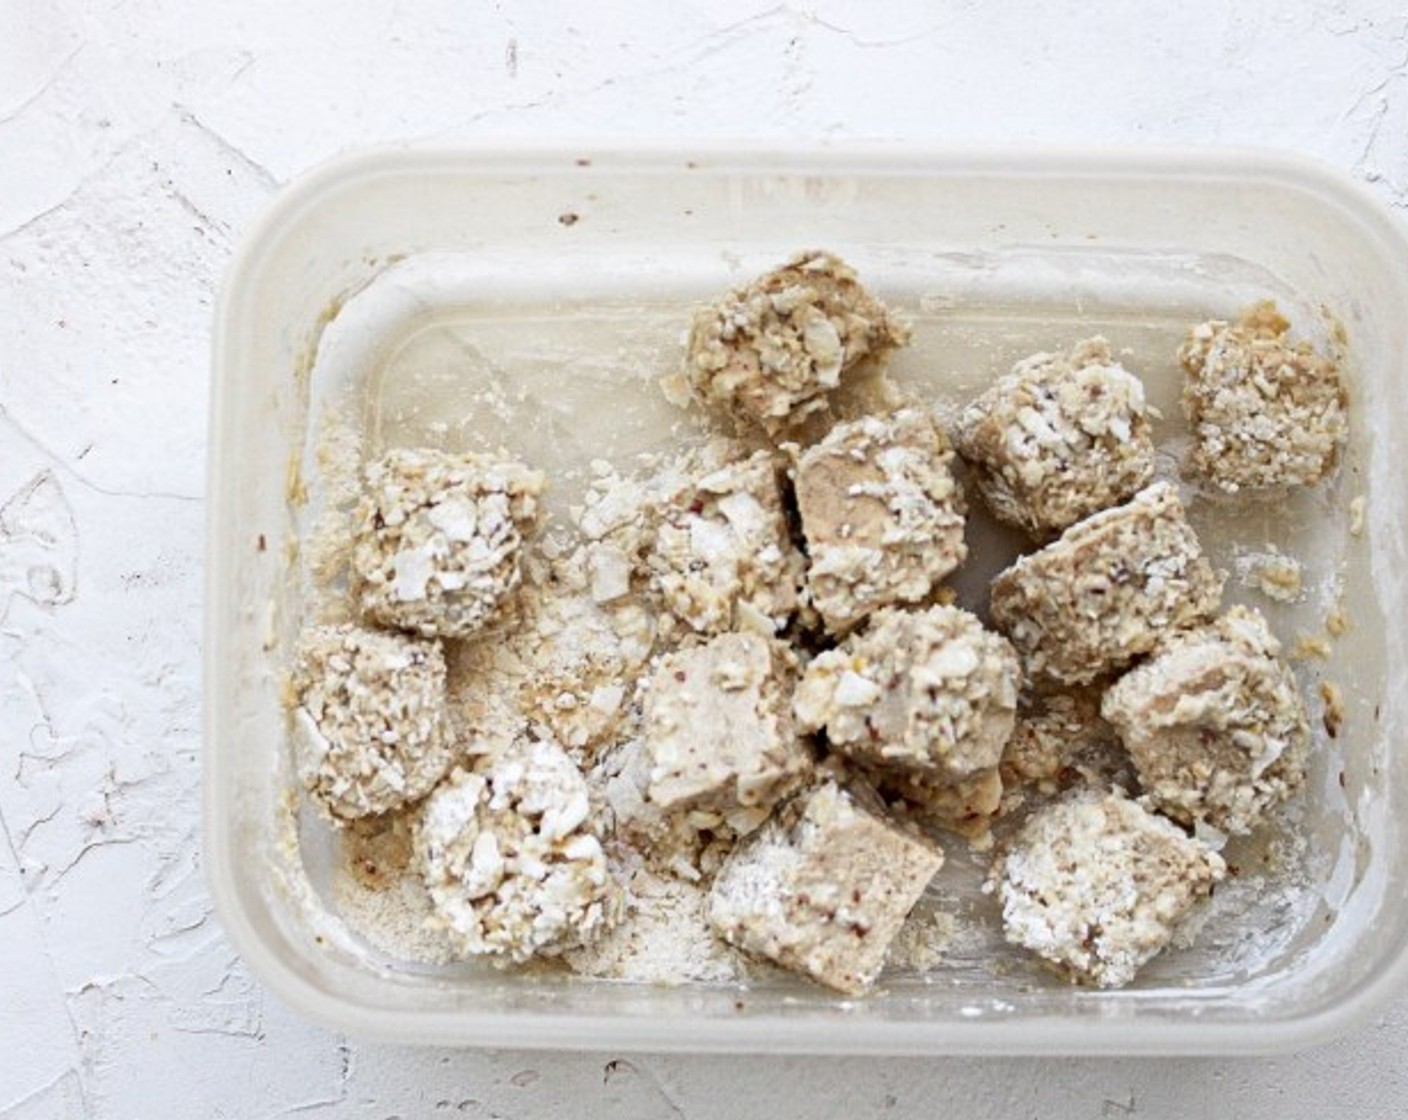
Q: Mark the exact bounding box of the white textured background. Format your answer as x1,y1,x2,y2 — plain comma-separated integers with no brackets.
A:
3,2,1408,1116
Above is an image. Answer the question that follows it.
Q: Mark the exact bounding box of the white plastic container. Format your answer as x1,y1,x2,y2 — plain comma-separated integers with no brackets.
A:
206,145,1408,1053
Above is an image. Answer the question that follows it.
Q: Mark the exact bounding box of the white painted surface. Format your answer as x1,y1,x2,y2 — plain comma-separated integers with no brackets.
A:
2,1,1407,1115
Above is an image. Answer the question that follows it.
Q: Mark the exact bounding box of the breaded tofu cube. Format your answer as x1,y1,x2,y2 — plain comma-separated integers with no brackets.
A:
989,482,1223,685
1178,301,1348,493
794,605,1021,782
990,790,1226,987
708,778,945,994
954,337,1155,536
1101,605,1311,836
292,624,454,822
868,765,1004,840
415,737,620,962
641,631,812,822
351,448,544,640
793,408,967,633
645,448,805,636
999,686,1123,798
684,251,909,436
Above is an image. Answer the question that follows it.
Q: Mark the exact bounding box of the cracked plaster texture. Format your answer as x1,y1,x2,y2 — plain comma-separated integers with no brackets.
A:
2,1,1408,1116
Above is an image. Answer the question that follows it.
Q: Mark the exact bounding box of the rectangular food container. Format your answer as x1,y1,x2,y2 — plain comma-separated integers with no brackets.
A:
206,144,1408,1053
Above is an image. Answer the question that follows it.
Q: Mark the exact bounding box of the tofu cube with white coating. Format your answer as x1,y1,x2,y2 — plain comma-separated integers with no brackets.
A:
685,251,910,436
869,765,1004,840
989,482,1223,685
645,448,805,635
999,686,1124,801
794,605,1021,783
292,623,454,822
793,408,967,633
415,737,620,962
991,790,1226,987
954,337,1155,536
1178,301,1348,494
352,448,545,640
1101,605,1311,836
641,631,811,824
709,779,945,994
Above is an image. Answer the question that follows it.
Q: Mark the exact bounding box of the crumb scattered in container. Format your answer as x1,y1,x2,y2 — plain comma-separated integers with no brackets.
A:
1235,547,1303,604
1320,681,1345,740
888,908,962,974
998,686,1125,806
562,861,746,983
286,455,309,506
1348,494,1366,537
1290,633,1333,661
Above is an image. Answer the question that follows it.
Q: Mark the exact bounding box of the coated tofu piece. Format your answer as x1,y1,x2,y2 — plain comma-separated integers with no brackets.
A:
869,765,1004,840
989,482,1223,685
794,605,1021,782
708,779,945,994
641,632,812,821
645,448,806,636
793,408,967,633
954,337,1155,536
991,790,1226,987
291,623,453,822
684,251,910,436
415,737,620,962
1101,606,1311,836
1178,301,1348,493
999,686,1123,798
351,448,544,640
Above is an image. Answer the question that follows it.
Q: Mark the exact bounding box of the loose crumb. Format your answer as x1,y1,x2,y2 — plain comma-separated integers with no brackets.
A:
1291,633,1333,661
1349,494,1366,537
1235,547,1304,604
1319,681,1345,740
